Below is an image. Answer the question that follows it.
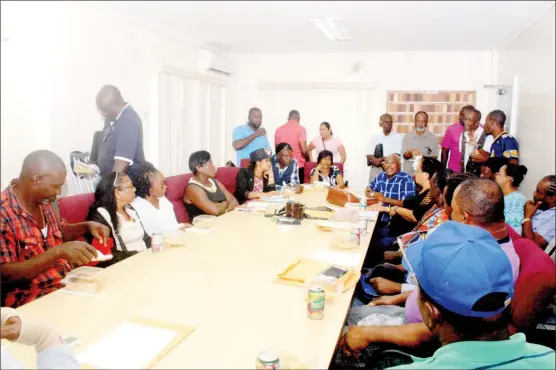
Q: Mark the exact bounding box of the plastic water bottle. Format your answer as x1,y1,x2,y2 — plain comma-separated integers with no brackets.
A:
359,195,368,236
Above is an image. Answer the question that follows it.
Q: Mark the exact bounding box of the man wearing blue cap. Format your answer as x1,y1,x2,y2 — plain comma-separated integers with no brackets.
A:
341,222,555,369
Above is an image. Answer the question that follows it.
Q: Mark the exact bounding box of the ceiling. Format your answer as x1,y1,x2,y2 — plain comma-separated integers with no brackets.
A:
106,1,555,53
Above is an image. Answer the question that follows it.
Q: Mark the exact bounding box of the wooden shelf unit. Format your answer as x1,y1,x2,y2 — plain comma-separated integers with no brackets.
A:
387,91,477,143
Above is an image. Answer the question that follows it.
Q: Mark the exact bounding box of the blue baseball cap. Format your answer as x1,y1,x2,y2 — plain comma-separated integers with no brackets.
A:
404,221,514,318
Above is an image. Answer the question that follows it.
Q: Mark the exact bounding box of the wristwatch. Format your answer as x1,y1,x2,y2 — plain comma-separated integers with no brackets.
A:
522,218,532,224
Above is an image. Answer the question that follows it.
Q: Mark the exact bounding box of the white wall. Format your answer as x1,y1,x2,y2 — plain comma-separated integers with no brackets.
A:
497,6,555,197
226,51,499,189
0,1,201,193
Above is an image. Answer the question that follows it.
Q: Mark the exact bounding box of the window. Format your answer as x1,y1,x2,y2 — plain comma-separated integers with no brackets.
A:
157,69,227,176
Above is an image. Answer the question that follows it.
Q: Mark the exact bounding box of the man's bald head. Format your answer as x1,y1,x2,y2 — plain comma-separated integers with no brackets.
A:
96,85,126,121
384,154,401,177
452,178,505,226
18,150,67,204
20,150,65,179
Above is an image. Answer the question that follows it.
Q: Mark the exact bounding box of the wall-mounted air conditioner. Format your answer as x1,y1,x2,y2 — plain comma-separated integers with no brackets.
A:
197,50,235,76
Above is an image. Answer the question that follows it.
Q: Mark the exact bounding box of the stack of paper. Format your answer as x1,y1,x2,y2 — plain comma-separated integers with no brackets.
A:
77,322,180,369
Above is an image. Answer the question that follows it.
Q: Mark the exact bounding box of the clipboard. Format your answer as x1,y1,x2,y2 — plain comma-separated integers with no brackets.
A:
78,316,195,369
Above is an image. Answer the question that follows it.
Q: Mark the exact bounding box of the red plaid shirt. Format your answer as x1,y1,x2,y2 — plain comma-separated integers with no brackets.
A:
1,186,72,307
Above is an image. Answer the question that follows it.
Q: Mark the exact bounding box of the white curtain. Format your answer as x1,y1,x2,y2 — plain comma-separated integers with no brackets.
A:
157,71,226,176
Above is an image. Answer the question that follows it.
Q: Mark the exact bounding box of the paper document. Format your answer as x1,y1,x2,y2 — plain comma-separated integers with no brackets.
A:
77,322,178,369
310,250,363,267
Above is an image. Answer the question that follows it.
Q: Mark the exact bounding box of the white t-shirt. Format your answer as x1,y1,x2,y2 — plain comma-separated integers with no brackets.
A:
131,196,180,236
116,212,147,252
366,132,403,158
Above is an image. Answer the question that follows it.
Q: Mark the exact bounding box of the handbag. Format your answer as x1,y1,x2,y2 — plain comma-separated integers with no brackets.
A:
332,344,413,370
92,206,152,267
326,187,361,207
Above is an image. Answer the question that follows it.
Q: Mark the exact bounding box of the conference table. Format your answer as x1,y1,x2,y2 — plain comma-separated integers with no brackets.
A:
7,189,377,369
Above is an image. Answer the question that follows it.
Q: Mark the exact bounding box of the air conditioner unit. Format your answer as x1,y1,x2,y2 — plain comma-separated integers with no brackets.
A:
197,50,235,76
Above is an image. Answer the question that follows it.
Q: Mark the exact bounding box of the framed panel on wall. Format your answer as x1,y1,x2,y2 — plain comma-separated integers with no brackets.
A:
387,91,477,144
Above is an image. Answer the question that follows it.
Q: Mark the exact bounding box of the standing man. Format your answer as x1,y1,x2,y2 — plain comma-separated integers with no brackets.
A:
402,111,439,176
459,108,490,175
275,110,309,181
474,110,519,165
1,150,109,308
232,107,271,166
366,114,403,183
441,105,475,172
96,85,145,175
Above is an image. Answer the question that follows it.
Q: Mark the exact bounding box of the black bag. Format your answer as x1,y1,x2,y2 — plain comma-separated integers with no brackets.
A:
374,143,384,160
89,206,151,268
332,344,413,370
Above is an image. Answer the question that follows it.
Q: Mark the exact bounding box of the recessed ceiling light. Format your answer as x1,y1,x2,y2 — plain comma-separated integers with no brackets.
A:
310,18,352,42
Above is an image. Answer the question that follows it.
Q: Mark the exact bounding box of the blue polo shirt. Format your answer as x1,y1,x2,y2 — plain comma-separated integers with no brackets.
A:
232,123,271,165
489,131,519,160
390,333,555,369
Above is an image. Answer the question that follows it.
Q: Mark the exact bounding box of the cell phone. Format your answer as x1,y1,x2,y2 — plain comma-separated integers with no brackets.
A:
318,265,348,279
63,336,80,348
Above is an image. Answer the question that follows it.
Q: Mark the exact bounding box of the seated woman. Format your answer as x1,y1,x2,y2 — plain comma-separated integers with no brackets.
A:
371,157,443,239
87,172,150,265
309,150,346,188
184,150,239,220
495,163,528,233
128,161,191,236
234,148,277,204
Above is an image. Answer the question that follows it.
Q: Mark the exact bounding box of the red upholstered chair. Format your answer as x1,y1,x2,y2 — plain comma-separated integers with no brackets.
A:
509,238,556,334
303,162,344,184
240,158,251,168
215,167,240,195
165,173,193,224
58,193,95,224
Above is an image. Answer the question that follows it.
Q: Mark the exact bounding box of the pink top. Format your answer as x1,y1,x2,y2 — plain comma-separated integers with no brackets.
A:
275,120,308,166
311,136,343,163
440,122,465,172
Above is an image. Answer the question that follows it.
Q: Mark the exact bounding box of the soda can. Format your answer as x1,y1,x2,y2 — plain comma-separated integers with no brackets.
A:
307,285,325,320
151,233,164,253
256,350,280,369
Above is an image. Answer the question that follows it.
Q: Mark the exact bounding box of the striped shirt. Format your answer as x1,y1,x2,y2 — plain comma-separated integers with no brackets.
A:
369,171,416,222
232,123,271,165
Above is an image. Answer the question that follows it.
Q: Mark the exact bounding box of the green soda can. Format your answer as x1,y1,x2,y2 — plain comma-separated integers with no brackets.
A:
307,285,325,320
